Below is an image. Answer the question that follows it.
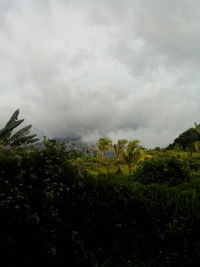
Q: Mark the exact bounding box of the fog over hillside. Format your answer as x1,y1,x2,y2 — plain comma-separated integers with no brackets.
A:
0,0,200,148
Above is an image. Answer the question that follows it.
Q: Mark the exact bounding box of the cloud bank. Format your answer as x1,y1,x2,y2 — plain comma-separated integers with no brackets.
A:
0,0,200,147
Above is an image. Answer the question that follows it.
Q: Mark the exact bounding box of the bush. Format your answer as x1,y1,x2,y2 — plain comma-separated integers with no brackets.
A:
1,142,200,266
132,156,191,186
0,141,86,266
186,154,200,172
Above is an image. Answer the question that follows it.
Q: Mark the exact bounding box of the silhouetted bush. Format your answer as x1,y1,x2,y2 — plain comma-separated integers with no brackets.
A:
1,142,200,266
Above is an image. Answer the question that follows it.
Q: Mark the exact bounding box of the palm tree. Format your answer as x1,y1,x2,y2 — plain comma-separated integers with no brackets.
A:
96,137,112,160
113,139,128,173
0,109,39,146
123,140,144,174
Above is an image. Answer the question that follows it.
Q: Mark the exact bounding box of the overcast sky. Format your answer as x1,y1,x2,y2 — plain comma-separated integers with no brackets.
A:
0,0,200,148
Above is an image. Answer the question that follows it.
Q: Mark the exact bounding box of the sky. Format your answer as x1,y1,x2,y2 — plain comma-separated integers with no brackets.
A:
0,0,200,148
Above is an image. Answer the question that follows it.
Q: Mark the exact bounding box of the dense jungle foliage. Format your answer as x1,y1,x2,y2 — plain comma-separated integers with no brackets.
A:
1,111,200,266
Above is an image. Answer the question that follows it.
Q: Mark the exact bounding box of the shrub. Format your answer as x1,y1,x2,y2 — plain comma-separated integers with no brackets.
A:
132,156,190,186
1,142,200,266
0,141,85,266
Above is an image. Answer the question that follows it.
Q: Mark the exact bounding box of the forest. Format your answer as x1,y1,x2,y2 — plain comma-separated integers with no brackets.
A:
1,110,200,266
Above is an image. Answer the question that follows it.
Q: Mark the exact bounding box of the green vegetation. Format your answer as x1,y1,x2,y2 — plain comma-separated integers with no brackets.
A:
167,122,200,152
96,137,112,160
1,114,200,266
123,140,144,174
0,109,39,146
113,139,128,173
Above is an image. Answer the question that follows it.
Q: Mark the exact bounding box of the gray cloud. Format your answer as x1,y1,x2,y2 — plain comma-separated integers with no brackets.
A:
0,0,200,148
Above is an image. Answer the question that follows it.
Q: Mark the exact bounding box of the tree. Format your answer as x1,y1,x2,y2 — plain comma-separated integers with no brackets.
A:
0,109,39,146
113,139,128,173
123,140,144,174
96,138,112,160
194,122,200,134
167,123,200,151
193,123,200,153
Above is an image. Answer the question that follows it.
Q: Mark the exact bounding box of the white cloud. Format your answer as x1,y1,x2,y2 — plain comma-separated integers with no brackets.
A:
0,0,200,148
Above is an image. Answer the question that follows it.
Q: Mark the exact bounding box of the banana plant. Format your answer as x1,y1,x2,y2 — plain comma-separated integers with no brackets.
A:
0,109,39,146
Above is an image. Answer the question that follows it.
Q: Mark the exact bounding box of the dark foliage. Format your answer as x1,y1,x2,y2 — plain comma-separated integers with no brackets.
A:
167,127,200,150
1,142,200,266
132,157,191,186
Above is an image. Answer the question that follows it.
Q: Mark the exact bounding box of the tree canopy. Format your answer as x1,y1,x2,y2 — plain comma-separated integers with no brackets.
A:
96,137,112,159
